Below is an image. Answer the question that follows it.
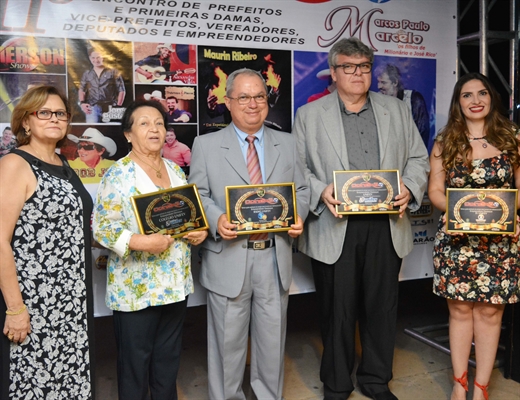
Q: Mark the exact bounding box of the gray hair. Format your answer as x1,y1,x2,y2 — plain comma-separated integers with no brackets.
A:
374,63,404,91
327,37,374,67
226,68,268,97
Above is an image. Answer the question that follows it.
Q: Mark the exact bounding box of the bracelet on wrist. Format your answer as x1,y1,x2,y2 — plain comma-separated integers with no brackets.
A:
6,304,26,316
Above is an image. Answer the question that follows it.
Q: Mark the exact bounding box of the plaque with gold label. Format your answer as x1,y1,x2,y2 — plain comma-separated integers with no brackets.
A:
446,188,518,234
333,170,400,214
131,184,208,238
225,183,297,235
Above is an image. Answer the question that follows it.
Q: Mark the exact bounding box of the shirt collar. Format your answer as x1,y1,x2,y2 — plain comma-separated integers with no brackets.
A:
338,91,371,115
233,123,265,146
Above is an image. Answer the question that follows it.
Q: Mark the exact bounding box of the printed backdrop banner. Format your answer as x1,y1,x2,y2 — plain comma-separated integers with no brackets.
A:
1,0,457,316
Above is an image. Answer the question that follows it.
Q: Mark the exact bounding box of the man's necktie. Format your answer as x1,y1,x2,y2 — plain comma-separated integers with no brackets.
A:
246,135,268,241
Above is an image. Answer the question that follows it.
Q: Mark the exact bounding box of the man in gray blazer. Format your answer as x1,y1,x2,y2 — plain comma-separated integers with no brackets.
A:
189,68,310,400
293,38,429,400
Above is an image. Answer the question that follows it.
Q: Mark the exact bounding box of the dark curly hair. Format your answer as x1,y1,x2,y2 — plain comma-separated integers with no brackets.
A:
120,100,167,133
433,72,519,172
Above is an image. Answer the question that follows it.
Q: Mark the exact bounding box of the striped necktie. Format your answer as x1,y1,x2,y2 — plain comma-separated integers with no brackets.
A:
246,135,268,241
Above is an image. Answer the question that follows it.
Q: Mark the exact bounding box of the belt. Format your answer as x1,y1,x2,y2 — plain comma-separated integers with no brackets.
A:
247,238,275,250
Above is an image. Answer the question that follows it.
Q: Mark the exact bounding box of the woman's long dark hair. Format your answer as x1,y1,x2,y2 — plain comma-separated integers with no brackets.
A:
434,72,519,171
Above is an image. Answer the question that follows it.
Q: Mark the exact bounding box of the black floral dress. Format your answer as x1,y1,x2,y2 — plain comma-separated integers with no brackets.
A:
433,153,519,304
0,150,94,399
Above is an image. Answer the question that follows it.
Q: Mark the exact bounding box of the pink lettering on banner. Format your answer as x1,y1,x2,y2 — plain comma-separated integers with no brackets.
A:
375,31,424,45
317,6,382,50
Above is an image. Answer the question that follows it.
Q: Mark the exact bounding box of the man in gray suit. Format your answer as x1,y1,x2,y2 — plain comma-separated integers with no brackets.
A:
189,68,310,400
293,38,429,400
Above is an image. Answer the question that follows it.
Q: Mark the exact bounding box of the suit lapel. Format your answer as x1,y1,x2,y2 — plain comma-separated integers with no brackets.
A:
263,128,280,183
320,94,349,170
370,93,390,167
222,125,250,184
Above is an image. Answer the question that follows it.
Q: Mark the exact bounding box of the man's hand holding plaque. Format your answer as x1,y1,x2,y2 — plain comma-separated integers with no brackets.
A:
333,170,401,215
225,183,297,235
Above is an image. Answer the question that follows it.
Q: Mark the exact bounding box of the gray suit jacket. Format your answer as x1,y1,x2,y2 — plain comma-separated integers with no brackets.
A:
293,90,429,263
188,124,310,298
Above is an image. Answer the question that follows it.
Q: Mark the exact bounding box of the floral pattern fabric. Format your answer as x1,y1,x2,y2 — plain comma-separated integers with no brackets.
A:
433,153,519,304
9,152,92,398
93,156,194,312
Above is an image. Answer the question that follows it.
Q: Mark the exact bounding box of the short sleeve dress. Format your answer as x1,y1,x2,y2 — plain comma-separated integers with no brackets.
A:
432,153,519,304
0,150,95,399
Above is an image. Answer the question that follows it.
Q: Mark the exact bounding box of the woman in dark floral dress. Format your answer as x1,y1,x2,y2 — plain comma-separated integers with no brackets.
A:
429,73,520,400
0,86,94,399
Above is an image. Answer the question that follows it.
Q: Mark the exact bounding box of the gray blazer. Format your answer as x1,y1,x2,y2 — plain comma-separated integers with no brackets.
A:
188,124,310,298
293,90,430,263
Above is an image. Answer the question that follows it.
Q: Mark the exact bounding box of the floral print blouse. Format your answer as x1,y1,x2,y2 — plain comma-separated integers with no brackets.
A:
93,156,194,311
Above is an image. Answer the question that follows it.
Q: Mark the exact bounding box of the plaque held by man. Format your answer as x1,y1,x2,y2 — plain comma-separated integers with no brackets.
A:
333,170,401,214
225,183,297,235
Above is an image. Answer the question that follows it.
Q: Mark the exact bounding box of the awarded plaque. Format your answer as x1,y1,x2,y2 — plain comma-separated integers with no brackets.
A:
446,188,518,235
225,183,297,235
130,183,208,238
333,170,400,214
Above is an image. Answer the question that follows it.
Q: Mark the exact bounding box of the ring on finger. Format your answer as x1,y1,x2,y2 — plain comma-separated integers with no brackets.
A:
7,333,14,340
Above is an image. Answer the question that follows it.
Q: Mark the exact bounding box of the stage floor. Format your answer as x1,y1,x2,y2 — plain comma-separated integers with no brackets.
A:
94,279,520,399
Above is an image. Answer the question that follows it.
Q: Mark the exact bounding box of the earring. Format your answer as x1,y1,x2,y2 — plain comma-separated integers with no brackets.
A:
25,128,31,136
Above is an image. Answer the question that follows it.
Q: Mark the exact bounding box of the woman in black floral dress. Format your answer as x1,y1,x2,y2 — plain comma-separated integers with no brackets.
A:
0,86,94,399
429,73,520,400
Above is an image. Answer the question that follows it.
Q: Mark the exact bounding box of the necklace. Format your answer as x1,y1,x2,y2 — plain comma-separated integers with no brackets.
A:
131,151,163,178
29,145,59,164
468,135,488,148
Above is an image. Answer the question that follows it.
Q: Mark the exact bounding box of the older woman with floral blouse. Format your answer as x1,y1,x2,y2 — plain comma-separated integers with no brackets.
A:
93,100,207,400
